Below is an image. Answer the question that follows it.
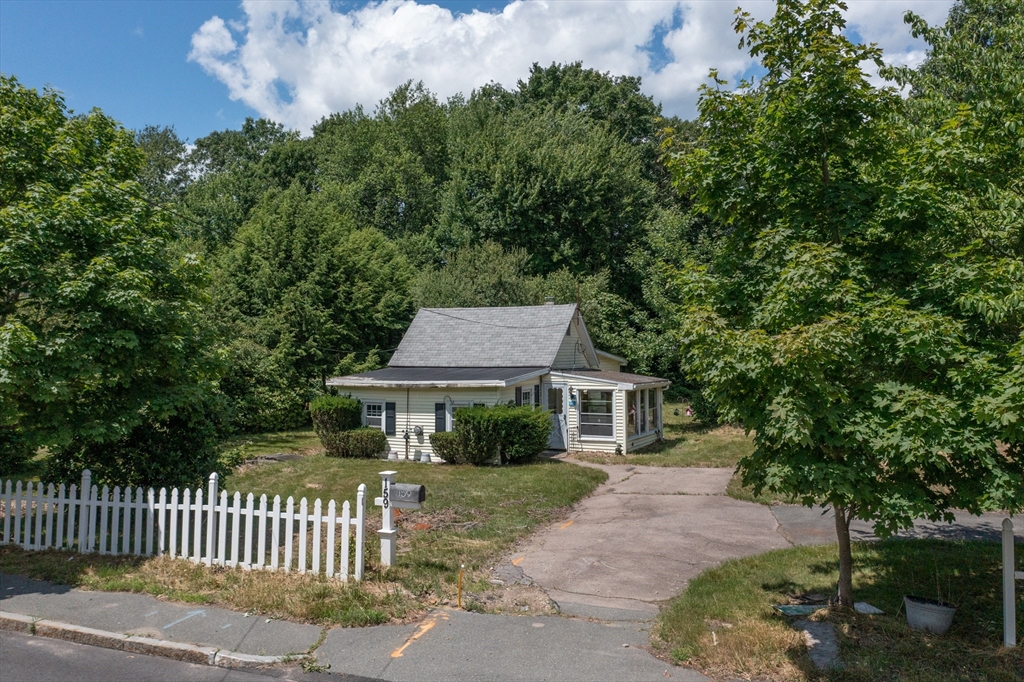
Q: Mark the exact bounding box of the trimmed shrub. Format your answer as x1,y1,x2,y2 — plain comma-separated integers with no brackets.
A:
324,427,388,459
491,405,551,463
310,396,362,438
437,404,550,465
310,395,364,457
428,431,461,463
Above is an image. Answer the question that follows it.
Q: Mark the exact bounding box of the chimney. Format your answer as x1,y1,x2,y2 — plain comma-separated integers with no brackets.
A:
544,296,555,305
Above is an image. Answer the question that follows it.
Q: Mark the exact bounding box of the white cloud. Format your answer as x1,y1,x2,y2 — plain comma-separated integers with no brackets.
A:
188,0,954,133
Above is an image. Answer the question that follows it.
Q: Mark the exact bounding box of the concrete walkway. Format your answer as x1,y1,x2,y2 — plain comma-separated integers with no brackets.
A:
507,456,1020,621
0,573,707,681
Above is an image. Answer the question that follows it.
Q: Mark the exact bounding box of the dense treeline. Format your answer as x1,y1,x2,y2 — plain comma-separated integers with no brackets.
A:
133,64,699,437
2,0,1021,496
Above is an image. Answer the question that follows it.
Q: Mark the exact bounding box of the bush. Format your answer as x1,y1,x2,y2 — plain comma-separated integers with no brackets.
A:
310,396,362,433
428,431,461,463
0,427,35,478
689,386,722,427
219,339,312,433
45,397,226,489
323,428,388,459
436,405,550,465
311,396,366,457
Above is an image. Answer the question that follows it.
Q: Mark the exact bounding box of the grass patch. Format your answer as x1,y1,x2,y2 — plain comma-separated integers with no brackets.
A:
0,456,605,627
221,429,324,458
656,540,1024,681
726,470,798,505
574,403,754,468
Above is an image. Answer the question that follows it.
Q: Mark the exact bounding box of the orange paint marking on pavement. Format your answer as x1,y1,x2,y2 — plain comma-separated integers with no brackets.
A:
391,612,445,658
511,556,525,566
559,520,575,530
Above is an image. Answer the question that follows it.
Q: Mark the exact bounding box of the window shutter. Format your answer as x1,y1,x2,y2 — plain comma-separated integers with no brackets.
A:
385,402,396,436
534,384,541,406
435,403,446,432
515,387,522,406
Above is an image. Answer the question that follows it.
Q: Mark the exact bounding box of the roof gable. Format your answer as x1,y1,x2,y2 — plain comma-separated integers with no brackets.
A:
388,304,593,368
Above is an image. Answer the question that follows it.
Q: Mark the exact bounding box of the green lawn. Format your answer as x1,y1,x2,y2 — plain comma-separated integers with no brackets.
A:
0,455,606,626
221,428,324,458
656,539,1023,682
574,403,755,468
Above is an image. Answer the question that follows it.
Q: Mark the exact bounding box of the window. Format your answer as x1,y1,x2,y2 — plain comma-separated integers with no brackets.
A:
521,389,532,406
640,390,647,435
579,389,613,438
365,402,383,431
449,401,470,431
628,390,657,437
547,388,563,414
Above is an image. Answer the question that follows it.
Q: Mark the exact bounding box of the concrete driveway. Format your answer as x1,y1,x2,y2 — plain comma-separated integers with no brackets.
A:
507,458,1020,622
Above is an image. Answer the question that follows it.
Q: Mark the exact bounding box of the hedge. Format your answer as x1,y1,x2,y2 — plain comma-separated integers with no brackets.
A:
428,431,461,464
435,404,550,465
310,395,364,456
323,427,389,459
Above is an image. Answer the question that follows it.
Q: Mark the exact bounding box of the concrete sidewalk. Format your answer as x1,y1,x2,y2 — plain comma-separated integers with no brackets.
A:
1,573,707,681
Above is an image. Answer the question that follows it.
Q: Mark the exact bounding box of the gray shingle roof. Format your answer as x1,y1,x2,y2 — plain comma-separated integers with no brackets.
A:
388,305,578,368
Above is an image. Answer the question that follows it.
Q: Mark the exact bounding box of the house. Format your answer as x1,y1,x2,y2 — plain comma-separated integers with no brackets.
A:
326,303,669,460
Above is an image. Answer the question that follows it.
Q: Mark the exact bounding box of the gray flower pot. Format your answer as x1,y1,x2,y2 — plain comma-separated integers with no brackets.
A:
904,595,956,634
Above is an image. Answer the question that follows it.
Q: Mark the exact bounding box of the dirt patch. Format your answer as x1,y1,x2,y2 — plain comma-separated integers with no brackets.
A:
456,583,558,616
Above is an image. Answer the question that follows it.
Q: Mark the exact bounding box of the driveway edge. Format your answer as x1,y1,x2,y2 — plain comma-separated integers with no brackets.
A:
0,610,307,669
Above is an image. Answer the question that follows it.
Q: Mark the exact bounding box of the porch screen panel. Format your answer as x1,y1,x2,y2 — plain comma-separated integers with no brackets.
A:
579,390,614,438
647,390,657,433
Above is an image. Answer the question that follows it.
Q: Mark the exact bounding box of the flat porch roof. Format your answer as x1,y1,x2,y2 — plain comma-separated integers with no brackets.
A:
326,366,549,389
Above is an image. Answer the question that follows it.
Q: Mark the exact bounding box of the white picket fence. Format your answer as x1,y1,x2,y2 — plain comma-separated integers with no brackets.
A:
0,470,365,581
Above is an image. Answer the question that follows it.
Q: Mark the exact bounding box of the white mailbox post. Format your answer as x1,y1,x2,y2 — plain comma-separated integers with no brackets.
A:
374,470,426,567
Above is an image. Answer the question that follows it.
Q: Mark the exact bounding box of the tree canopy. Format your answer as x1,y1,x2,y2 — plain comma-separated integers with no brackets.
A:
1,75,218,456
665,0,1024,605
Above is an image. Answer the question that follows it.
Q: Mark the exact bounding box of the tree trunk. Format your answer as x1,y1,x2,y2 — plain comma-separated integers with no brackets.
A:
834,504,854,607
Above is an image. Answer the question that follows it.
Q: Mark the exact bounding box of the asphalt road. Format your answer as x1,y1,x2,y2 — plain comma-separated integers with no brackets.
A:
0,630,375,682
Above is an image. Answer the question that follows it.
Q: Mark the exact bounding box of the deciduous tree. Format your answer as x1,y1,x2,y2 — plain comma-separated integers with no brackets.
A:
666,0,1024,606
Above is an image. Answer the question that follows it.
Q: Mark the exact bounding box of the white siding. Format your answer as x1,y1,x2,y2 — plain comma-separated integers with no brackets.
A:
557,374,624,454
597,355,622,372
553,323,595,370
343,387,501,461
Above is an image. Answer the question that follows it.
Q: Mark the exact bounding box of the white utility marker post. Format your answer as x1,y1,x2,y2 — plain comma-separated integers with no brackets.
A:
1003,518,1022,647
376,471,398,567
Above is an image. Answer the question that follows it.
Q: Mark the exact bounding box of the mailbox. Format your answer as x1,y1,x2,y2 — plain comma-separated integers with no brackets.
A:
390,483,426,509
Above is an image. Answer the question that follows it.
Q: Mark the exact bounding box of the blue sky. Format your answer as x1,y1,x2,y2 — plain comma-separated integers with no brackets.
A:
1,1,953,142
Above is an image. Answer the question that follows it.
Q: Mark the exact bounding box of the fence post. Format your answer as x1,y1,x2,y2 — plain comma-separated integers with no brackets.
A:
355,483,366,580
1004,518,1017,648
205,473,218,566
77,470,91,552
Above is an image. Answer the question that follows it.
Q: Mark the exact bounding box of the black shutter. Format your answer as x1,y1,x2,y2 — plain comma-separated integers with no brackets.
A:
515,387,522,406
534,384,541,406
435,403,446,432
385,402,396,436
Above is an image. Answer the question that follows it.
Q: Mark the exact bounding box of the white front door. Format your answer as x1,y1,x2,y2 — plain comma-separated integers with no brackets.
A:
544,383,568,450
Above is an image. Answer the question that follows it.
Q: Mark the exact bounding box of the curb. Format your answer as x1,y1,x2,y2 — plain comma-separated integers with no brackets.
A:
0,611,307,669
